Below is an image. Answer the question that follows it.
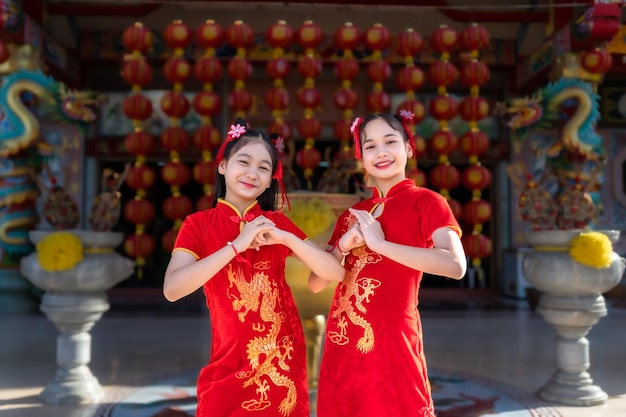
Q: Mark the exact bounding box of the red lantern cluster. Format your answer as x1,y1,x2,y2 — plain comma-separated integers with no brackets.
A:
395,28,426,185
193,19,224,211
333,21,361,165
226,20,254,118
427,24,460,211
160,20,194,252
121,22,156,274
458,23,492,269
295,20,323,188
365,23,391,114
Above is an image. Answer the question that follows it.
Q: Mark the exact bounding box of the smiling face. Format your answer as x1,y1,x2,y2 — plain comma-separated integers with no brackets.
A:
218,140,274,211
360,117,412,192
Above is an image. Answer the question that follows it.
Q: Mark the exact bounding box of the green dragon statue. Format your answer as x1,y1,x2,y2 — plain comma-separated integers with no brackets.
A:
0,69,101,264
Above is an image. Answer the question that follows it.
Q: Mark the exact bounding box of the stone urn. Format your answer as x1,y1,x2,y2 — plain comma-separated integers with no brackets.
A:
20,230,135,404
283,192,361,391
522,229,625,406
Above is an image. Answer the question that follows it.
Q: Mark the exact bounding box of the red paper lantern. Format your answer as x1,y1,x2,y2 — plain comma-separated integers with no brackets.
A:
227,57,253,81
122,22,153,53
429,130,458,156
124,199,156,224
265,87,290,111
296,147,322,170
429,61,459,87
125,165,156,190
296,87,322,109
267,57,291,80
196,195,213,212
581,48,613,74
161,127,189,152
196,19,224,49
462,233,492,259
161,162,191,186
334,87,359,111
161,229,178,253
121,58,153,87
334,22,362,50
161,91,191,118
0,41,10,64
123,94,153,120
365,23,391,52
396,99,426,124
460,23,490,53
366,90,391,113
226,20,254,49
268,120,292,140
335,58,360,81
333,119,354,141
124,131,155,155
366,60,391,83
297,56,322,79
429,164,461,190
458,96,490,122
461,165,492,190
124,233,155,261
396,66,425,92
428,95,458,121
194,56,223,83
407,167,427,187
193,126,222,152
297,118,323,138
430,25,458,54
193,160,217,185
295,20,323,51
163,20,193,50
163,56,191,84
459,131,489,158
462,199,492,225
192,91,222,117
228,89,253,113
266,20,293,49
397,28,424,57
413,134,427,158
460,60,490,87
163,195,193,221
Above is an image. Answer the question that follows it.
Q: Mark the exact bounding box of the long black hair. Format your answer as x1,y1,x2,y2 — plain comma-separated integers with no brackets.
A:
211,118,280,211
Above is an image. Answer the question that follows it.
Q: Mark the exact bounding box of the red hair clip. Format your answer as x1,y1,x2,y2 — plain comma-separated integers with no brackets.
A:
350,117,364,159
216,123,247,162
270,133,290,210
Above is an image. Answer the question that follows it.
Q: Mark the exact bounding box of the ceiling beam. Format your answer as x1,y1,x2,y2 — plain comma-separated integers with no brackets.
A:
46,3,159,17
45,0,549,23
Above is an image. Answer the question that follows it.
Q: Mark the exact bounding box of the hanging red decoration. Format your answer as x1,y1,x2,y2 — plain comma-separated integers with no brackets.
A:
121,21,155,275
581,48,613,74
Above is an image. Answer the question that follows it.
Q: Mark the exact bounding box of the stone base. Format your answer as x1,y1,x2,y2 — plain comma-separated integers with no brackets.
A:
538,371,608,407
39,365,104,404
0,269,39,313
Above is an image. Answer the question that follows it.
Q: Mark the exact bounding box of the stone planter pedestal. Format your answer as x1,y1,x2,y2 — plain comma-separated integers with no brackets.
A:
20,230,134,404
522,230,625,406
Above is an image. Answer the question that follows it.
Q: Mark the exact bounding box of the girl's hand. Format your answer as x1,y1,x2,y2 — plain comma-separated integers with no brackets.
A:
349,208,385,250
339,224,365,252
234,216,275,251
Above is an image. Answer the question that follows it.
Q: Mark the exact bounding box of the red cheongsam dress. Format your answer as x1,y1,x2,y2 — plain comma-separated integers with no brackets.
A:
317,179,462,417
173,199,310,417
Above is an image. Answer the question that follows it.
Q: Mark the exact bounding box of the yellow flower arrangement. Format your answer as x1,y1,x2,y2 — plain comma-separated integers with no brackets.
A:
569,231,613,269
286,197,336,239
36,232,84,272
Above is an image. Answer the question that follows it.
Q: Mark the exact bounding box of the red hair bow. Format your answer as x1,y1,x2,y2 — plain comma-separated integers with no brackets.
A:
271,134,290,210
397,110,416,155
350,117,364,159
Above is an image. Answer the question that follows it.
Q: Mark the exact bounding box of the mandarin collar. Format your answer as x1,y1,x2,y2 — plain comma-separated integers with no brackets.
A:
216,198,261,219
372,178,413,201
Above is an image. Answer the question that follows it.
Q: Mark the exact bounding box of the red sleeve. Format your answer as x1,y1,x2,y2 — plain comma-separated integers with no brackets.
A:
327,208,351,251
173,213,203,259
272,211,308,257
421,191,462,243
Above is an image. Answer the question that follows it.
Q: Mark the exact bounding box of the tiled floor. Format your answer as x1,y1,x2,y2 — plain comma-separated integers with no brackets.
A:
1,300,625,417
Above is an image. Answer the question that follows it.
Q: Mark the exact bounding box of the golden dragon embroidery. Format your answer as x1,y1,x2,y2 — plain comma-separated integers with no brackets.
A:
226,262,298,416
